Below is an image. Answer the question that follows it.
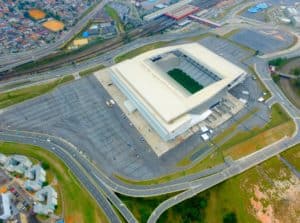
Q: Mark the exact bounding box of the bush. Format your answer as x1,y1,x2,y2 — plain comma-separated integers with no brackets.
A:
292,68,300,76
223,212,238,223
41,162,50,170
293,79,300,88
268,58,288,68
272,74,280,83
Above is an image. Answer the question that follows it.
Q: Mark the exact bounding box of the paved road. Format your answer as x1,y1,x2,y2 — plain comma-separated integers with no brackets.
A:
0,29,208,89
1,5,300,222
0,132,122,223
0,0,109,72
0,130,140,223
146,58,300,222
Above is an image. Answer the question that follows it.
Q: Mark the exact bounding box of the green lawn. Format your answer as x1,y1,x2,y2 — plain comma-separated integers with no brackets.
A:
114,41,169,63
167,68,203,94
104,5,124,33
0,75,74,109
217,103,292,151
0,141,108,223
79,65,105,77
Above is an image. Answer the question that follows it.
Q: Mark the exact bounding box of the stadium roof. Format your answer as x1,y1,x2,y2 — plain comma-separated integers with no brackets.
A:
111,43,246,132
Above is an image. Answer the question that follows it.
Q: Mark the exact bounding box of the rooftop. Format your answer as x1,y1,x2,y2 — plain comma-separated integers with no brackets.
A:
110,43,246,132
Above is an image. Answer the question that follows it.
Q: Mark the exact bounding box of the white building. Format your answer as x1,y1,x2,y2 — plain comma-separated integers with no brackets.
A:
110,43,247,141
291,15,300,27
4,155,32,174
0,154,7,165
25,165,46,191
0,192,11,220
34,186,57,215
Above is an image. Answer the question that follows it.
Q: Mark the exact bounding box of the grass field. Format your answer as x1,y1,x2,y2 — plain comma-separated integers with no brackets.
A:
0,141,108,223
217,103,294,159
0,75,74,109
122,154,297,223
104,5,124,33
114,41,170,63
167,68,203,94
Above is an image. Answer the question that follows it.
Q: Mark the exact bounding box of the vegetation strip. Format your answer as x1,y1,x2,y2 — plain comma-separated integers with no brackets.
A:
0,75,74,109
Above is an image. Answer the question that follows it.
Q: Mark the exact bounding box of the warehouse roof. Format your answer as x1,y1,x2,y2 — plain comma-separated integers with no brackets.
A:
110,43,246,129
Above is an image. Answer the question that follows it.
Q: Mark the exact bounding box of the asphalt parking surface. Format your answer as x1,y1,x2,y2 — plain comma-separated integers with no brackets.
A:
0,38,270,181
199,36,252,68
229,28,294,54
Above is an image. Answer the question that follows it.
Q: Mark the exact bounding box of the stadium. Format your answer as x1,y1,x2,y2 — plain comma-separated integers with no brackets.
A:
110,43,247,141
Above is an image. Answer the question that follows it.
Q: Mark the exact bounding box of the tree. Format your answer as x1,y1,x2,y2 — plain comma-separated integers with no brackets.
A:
41,161,50,170
272,74,280,83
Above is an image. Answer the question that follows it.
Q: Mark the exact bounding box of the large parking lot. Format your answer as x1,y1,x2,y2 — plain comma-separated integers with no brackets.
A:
229,28,295,54
0,76,174,180
199,36,252,69
0,37,271,181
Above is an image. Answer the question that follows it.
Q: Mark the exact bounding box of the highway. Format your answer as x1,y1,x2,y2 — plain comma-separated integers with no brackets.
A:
0,0,109,72
1,2,300,222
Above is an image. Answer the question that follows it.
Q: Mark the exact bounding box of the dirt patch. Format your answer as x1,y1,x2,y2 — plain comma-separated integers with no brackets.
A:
29,9,46,20
65,214,84,223
250,176,300,223
42,19,64,32
224,121,294,159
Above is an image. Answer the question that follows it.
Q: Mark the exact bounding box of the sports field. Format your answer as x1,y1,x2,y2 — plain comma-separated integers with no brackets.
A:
29,9,46,20
43,19,64,32
167,68,203,94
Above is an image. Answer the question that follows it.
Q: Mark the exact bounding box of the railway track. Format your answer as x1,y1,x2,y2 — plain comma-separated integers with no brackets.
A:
0,17,175,81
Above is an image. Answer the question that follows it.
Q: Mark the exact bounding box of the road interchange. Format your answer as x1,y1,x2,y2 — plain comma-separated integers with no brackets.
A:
1,3,300,223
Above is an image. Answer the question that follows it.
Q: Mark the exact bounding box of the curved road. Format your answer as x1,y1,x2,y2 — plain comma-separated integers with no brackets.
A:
0,131,137,223
146,59,300,222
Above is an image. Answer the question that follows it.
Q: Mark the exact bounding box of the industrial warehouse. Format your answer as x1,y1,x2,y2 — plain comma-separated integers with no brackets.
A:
110,43,247,143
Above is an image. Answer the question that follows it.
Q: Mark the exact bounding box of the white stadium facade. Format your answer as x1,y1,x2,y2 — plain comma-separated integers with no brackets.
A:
110,43,247,141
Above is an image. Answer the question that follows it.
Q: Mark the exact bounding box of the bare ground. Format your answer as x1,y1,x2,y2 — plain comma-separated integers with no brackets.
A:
250,175,300,223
